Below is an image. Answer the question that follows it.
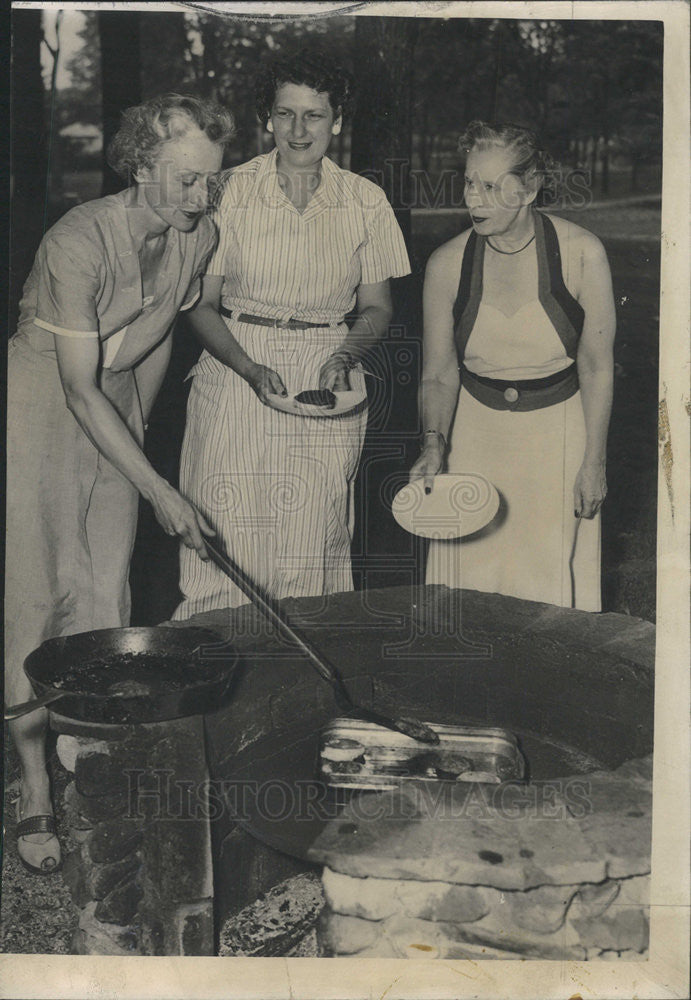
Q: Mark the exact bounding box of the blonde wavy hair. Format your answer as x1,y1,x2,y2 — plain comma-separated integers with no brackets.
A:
107,93,236,180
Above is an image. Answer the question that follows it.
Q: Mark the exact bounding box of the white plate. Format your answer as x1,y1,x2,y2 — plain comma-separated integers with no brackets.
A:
265,390,366,418
392,473,500,539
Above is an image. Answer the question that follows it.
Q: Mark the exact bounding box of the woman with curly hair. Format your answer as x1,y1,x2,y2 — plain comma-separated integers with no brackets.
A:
409,122,615,610
5,93,234,874
174,48,410,617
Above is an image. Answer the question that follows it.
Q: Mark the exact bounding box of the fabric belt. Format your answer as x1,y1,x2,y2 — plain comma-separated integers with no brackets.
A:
461,362,579,411
219,306,332,329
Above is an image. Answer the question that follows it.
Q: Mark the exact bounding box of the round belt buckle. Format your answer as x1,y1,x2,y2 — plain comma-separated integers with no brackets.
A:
504,386,519,403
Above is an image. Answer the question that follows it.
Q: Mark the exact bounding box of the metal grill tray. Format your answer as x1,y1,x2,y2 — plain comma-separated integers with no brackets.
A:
318,717,525,791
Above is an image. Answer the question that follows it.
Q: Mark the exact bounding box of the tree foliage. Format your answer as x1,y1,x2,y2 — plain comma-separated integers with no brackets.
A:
410,18,662,191
350,16,418,236
32,12,665,195
180,12,354,161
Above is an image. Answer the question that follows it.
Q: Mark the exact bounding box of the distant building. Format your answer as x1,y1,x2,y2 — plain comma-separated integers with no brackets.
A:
59,121,103,157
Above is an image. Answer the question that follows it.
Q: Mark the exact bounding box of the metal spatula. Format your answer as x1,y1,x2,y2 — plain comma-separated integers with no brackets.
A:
203,538,439,745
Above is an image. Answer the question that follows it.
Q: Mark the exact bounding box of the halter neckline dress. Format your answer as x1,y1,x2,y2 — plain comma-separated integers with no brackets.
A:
426,211,601,611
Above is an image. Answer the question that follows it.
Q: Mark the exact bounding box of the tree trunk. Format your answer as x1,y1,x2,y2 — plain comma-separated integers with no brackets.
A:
491,25,503,120
588,137,597,187
600,135,610,196
44,13,62,210
631,153,641,193
10,9,49,331
200,20,219,100
350,17,418,243
600,76,610,196
141,13,190,98
99,11,142,194
238,99,258,163
418,104,429,173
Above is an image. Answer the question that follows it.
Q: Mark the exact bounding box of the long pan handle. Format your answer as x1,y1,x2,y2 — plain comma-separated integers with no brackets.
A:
202,538,439,745
5,689,64,721
203,538,353,707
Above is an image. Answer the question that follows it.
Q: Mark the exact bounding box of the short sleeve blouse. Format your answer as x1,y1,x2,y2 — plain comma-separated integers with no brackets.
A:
206,149,410,324
15,190,217,370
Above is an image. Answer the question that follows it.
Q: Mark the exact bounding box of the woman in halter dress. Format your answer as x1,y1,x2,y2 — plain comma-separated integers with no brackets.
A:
409,122,616,611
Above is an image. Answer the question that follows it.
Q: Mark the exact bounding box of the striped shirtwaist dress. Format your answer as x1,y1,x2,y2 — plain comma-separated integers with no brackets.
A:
5,190,216,690
174,149,410,618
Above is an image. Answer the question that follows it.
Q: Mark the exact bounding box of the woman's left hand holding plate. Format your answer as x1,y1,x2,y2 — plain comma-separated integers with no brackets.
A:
318,351,352,393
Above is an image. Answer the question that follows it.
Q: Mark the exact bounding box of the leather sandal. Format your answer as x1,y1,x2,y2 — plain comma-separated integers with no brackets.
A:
15,802,62,875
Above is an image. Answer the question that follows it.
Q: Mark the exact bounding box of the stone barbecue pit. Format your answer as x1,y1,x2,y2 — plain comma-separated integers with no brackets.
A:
53,584,654,959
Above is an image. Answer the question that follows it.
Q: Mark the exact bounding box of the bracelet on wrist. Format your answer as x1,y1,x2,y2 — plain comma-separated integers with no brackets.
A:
333,349,359,370
420,429,447,451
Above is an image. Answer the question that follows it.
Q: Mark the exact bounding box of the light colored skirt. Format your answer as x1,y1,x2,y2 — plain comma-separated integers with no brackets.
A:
173,319,367,619
4,335,142,693
426,387,601,611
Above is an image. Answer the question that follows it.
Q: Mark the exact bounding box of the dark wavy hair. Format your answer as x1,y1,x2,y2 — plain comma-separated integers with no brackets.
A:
458,121,556,194
107,93,236,180
254,47,354,126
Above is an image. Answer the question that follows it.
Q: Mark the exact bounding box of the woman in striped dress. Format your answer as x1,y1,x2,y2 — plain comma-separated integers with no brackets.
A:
409,122,616,610
174,50,410,617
